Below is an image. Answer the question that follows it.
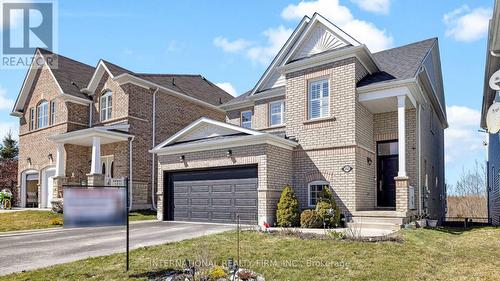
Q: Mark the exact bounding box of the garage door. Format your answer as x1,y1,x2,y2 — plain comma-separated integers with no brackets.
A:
164,166,258,224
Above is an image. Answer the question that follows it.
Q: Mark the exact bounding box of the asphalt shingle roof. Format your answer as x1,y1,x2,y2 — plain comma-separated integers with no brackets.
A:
37,50,233,106
39,49,95,100
222,38,437,106
357,38,436,87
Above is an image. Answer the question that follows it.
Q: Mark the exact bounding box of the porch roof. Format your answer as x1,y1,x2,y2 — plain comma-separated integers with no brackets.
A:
49,127,133,146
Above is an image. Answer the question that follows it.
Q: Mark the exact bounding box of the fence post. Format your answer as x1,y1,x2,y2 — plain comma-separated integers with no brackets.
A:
464,218,468,228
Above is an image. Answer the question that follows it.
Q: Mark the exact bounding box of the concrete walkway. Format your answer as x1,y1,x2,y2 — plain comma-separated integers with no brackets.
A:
0,207,51,213
0,221,234,276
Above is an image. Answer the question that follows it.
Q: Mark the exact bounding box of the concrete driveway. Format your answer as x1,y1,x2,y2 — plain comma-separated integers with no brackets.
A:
0,221,234,276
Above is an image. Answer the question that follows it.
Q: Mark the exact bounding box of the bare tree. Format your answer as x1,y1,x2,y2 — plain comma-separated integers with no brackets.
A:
447,160,488,218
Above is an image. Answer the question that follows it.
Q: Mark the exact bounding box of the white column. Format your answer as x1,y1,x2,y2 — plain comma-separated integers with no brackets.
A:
90,136,102,175
397,95,407,177
55,143,65,177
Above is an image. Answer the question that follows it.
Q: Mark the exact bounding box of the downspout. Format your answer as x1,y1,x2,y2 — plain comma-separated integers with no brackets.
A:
129,136,134,211
417,104,423,216
491,50,500,57
151,87,160,210
89,102,93,127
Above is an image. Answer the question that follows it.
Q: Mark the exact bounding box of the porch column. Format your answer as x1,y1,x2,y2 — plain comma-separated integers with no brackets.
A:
55,143,65,177
397,95,406,177
90,136,101,175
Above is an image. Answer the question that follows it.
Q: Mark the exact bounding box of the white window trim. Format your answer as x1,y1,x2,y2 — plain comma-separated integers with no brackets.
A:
269,100,285,127
241,110,252,128
308,180,330,207
100,91,113,122
37,101,49,129
308,78,330,120
29,107,35,131
50,100,56,125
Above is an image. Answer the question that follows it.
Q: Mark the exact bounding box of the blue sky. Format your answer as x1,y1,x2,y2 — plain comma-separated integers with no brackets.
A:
0,0,494,185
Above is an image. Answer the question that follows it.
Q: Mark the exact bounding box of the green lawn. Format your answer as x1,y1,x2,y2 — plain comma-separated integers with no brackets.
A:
0,210,157,232
1,227,499,281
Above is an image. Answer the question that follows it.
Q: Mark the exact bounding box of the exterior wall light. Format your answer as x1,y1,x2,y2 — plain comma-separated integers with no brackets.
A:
179,155,185,162
48,154,53,162
227,149,233,158
27,157,32,166
367,157,372,166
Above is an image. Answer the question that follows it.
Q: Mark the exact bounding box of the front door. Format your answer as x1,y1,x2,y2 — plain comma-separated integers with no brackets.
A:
101,155,114,184
377,141,399,208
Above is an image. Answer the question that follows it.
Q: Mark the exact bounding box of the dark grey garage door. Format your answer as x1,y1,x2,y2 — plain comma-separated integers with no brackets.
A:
165,166,258,224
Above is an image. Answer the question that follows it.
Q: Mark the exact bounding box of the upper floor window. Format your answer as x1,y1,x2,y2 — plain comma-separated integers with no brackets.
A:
37,101,49,129
241,110,252,128
269,100,285,126
308,79,329,120
100,91,113,121
50,100,56,125
29,108,35,131
308,181,330,207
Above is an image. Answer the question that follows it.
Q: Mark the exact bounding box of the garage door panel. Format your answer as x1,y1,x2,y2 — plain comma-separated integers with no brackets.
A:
212,185,232,193
235,184,258,192
191,198,210,205
212,198,232,206
170,167,258,224
235,198,257,207
190,185,210,193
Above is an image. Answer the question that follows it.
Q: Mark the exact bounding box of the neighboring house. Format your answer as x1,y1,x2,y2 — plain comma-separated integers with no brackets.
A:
152,13,447,227
10,49,233,209
481,0,500,226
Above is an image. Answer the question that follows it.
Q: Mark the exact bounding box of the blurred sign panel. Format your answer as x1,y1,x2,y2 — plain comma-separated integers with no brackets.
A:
64,188,126,228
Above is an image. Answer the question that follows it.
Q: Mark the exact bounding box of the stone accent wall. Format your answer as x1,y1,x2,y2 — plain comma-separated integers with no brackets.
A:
156,144,293,224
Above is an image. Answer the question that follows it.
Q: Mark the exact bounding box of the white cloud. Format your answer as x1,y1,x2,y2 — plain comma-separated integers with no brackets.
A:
350,0,391,15
246,26,293,66
281,0,393,52
213,37,253,53
215,82,238,97
0,85,14,111
443,5,492,42
444,106,485,164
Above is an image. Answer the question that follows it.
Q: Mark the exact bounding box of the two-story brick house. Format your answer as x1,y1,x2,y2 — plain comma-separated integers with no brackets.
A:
152,13,447,228
11,49,233,209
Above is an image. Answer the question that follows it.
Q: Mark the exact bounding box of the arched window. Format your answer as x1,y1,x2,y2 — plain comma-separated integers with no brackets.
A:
308,180,330,207
100,91,112,121
37,100,49,129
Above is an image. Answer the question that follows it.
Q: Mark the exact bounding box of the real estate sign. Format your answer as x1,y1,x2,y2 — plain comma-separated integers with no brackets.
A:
63,188,127,228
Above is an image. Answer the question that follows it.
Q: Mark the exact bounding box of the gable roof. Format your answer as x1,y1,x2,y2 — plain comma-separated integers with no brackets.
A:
151,117,297,155
11,49,95,115
249,13,368,96
357,38,437,87
87,60,233,107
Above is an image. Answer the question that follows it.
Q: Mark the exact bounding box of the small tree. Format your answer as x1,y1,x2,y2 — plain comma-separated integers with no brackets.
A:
276,186,300,227
0,131,18,160
316,187,341,227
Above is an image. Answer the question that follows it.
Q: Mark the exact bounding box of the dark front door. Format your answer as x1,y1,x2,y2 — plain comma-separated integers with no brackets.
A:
377,141,399,208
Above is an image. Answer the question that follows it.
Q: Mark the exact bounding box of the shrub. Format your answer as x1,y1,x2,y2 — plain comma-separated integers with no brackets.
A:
276,186,300,227
300,209,322,228
49,217,63,226
316,187,341,227
208,265,226,281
